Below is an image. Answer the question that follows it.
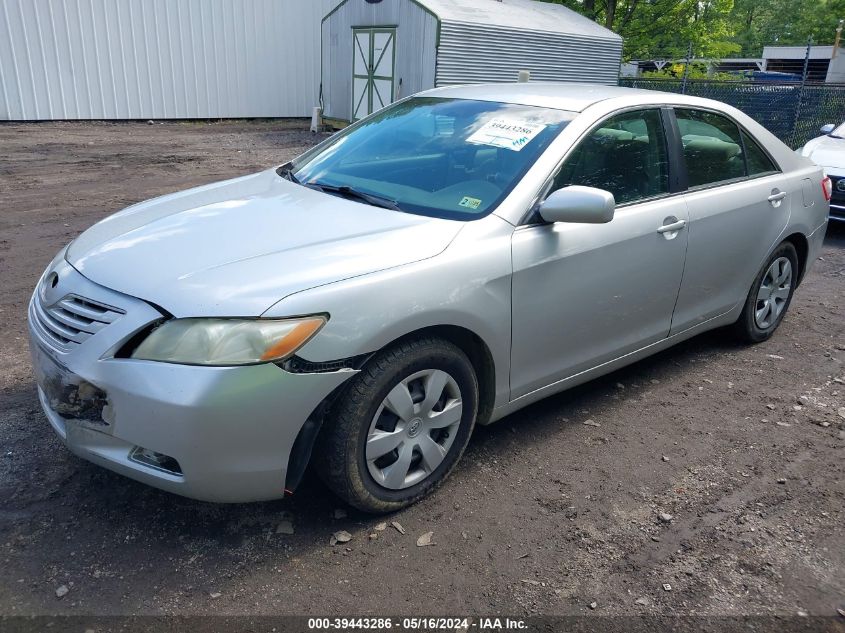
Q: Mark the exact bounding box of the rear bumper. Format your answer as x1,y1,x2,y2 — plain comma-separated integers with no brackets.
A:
29,256,356,503
803,218,828,283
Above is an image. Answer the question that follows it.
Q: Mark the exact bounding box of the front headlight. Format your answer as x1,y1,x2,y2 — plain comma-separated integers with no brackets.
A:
130,316,326,366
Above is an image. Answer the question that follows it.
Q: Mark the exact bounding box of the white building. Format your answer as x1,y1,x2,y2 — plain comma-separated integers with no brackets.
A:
0,0,623,122
320,0,623,124
0,0,335,120
762,45,845,83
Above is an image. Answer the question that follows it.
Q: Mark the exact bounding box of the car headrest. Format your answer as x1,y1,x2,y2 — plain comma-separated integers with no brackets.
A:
593,128,636,143
684,138,742,160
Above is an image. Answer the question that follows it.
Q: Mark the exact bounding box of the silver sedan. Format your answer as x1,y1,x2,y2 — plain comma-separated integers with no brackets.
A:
29,84,830,512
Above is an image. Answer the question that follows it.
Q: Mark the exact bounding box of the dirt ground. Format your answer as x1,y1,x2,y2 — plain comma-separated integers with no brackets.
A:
0,121,843,625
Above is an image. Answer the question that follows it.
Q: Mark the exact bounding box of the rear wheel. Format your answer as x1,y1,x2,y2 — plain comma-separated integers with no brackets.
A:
733,241,798,343
315,337,478,513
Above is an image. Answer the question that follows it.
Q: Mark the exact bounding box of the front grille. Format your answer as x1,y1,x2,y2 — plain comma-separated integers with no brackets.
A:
33,294,125,350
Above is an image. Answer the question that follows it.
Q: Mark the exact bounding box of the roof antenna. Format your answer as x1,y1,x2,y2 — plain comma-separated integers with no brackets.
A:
518,70,531,83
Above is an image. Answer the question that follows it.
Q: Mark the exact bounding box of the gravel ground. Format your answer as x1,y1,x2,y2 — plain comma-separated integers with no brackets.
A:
0,121,843,624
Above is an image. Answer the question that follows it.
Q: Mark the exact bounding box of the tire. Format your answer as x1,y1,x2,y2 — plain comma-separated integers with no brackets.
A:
315,337,479,513
732,241,798,344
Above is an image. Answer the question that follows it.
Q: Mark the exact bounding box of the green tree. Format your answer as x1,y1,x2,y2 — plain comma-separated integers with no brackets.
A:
541,0,739,58
540,0,845,58
730,0,845,55
810,1,845,45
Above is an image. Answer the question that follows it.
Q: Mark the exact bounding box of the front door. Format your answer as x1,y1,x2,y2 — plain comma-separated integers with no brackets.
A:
510,108,689,399
352,28,396,121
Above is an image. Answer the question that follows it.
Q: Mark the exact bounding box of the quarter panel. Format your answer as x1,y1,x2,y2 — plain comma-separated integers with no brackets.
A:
787,166,830,233
786,165,830,278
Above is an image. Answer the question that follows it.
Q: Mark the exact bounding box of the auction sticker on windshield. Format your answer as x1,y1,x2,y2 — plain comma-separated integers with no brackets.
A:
467,118,547,152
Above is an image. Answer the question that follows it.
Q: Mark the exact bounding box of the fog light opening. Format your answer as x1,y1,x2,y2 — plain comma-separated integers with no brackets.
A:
129,446,183,476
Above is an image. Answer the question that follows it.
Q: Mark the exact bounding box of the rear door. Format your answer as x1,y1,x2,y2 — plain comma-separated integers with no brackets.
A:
668,108,791,334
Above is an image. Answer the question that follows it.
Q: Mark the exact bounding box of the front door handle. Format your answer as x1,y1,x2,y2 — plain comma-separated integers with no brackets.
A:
657,219,686,233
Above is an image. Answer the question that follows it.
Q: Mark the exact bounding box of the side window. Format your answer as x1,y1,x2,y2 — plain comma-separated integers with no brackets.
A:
675,109,746,188
552,109,669,205
742,130,779,176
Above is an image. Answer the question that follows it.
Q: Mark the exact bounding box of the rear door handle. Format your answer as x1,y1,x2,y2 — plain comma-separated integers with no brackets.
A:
657,219,686,233
768,191,787,204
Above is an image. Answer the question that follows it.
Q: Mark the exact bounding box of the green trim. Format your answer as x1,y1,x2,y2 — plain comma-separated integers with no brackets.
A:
372,31,393,70
372,81,386,109
322,0,439,116
351,27,397,121
352,27,369,120
323,0,440,26
354,30,368,67
351,23,399,29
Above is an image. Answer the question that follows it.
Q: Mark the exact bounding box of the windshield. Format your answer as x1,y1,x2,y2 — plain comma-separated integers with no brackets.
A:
289,97,575,220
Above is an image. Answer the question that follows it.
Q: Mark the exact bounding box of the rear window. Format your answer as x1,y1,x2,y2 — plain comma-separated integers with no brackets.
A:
675,109,746,188
742,130,779,176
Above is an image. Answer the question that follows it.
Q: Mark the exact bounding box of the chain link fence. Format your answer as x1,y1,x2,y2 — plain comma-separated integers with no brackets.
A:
619,77,845,147
619,42,845,148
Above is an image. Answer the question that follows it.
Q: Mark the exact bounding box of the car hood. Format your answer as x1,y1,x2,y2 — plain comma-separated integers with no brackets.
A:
67,169,463,317
802,135,845,172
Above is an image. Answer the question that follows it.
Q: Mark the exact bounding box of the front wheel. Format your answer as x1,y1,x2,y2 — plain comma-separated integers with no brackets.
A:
733,241,798,343
315,337,478,513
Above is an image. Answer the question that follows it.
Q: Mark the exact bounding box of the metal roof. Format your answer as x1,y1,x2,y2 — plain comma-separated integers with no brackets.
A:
420,82,664,112
418,0,621,41
762,45,837,60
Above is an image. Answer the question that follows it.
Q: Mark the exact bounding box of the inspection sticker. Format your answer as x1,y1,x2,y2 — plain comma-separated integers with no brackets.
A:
458,196,482,210
467,118,547,152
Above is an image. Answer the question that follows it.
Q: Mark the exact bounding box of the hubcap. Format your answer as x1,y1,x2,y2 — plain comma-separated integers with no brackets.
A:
755,256,792,329
365,369,463,490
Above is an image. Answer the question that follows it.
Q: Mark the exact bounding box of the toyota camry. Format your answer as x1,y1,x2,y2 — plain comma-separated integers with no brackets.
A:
29,84,830,512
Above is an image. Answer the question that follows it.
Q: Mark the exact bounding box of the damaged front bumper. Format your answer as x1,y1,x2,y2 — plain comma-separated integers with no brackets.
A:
28,258,356,503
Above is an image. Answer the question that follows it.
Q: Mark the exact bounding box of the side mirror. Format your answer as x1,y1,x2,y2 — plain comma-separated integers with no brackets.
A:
821,124,835,135
538,186,615,224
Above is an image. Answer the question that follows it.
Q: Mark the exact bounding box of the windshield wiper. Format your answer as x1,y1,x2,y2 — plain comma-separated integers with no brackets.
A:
279,164,301,184
305,181,401,211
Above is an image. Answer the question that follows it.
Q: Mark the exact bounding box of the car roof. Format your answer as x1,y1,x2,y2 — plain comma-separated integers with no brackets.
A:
417,81,808,174
419,82,690,112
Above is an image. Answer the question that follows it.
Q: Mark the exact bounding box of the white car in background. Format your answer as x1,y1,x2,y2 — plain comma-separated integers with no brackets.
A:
800,123,845,221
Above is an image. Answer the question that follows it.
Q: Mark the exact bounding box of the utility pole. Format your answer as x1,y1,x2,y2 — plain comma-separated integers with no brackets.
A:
681,42,693,94
790,37,813,148
834,19,844,58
